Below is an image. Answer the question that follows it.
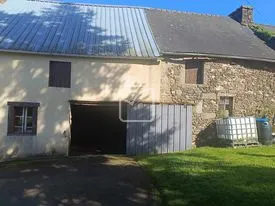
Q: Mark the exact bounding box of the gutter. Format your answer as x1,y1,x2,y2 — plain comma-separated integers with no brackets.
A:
162,51,275,63
0,49,160,62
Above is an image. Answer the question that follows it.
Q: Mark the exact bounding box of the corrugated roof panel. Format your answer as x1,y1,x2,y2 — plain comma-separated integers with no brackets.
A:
59,8,75,53
89,6,98,55
119,7,132,56
105,6,111,56
125,8,142,56
47,7,69,53
113,8,121,55
100,6,106,55
20,14,41,50
75,6,87,54
0,0,159,58
40,7,65,52
69,8,82,54
110,7,117,55
140,10,160,57
33,9,57,52
117,7,130,56
14,16,38,50
132,9,148,57
0,13,21,43
135,9,153,57
123,8,137,56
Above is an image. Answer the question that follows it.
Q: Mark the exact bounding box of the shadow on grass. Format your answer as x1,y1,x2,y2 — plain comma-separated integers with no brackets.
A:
196,122,223,148
238,152,275,158
139,153,275,206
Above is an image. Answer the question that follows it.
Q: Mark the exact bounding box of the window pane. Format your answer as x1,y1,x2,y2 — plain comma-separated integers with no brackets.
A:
224,98,230,104
27,107,33,117
14,107,23,116
220,97,226,104
14,116,23,127
219,104,225,110
225,105,231,110
14,126,23,133
8,103,39,136
219,97,233,116
26,117,33,127
25,128,33,134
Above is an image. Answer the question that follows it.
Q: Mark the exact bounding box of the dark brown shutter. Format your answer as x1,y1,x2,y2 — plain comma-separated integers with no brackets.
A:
185,61,198,84
228,97,234,116
7,105,14,135
185,61,204,84
49,61,71,88
32,107,38,135
197,62,204,84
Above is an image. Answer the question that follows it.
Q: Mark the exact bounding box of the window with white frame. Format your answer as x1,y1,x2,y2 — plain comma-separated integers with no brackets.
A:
7,102,39,136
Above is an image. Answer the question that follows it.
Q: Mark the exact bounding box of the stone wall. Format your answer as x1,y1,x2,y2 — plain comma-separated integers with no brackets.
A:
160,58,275,145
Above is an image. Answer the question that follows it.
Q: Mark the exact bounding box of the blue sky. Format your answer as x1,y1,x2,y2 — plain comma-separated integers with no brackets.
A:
62,0,275,25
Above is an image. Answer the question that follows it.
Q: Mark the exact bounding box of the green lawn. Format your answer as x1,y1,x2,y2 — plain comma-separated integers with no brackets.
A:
137,146,275,206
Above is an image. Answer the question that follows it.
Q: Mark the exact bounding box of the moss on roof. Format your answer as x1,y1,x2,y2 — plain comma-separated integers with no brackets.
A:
249,24,275,42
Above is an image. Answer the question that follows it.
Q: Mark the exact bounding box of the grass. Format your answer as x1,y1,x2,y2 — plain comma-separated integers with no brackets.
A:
137,146,275,206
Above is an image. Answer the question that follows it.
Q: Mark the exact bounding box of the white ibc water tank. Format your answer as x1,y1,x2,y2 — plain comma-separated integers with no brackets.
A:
216,117,258,141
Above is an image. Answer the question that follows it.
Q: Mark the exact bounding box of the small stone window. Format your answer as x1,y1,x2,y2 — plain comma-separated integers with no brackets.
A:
49,61,71,88
219,97,233,116
7,102,39,136
185,60,204,84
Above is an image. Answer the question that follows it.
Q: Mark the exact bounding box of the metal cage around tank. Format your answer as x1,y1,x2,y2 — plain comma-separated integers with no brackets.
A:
216,116,259,147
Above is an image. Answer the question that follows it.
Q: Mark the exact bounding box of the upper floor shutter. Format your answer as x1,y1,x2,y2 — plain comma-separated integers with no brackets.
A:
49,61,71,88
185,61,204,84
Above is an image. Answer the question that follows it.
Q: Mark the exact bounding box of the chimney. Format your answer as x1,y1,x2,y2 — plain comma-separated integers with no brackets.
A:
229,6,254,26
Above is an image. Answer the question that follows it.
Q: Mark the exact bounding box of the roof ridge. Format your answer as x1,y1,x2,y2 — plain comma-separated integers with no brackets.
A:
27,0,150,9
145,7,229,18
28,0,229,18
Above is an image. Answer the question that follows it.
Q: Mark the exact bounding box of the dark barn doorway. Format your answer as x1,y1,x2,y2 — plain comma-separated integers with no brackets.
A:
70,102,127,155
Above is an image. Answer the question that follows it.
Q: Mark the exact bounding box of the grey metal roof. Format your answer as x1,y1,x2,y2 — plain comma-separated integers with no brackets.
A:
0,0,159,58
145,9,275,62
